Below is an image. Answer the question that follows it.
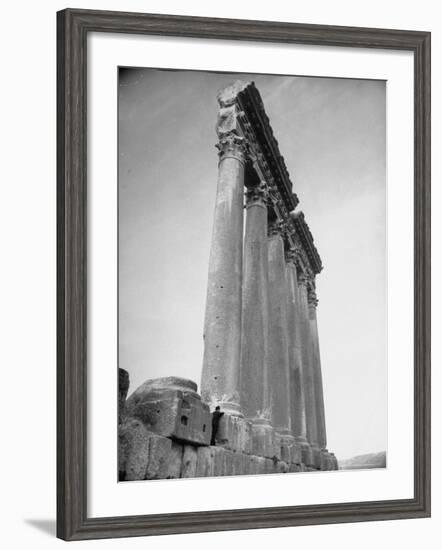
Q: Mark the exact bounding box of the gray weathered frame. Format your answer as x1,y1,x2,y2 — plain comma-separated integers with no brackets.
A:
57,8,431,541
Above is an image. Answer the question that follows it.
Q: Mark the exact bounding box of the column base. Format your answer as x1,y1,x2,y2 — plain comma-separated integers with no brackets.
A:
250,418,277,459
213,411,252,453
295,438,313,467
214,401,243,418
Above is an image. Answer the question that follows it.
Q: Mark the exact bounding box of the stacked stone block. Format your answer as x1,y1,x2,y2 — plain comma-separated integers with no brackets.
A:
118,372,337,481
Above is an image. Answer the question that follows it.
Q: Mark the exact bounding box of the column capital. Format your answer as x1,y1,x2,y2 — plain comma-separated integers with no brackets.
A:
285,245,303,265
245,180,269,207
268,218,288,238
297,271,309,287
216,133,248,164
307,287,319,308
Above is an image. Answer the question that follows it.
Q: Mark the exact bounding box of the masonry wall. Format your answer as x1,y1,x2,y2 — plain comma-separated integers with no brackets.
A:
118,371,337,482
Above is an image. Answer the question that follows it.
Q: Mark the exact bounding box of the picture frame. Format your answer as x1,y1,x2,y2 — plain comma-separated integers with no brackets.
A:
57,7,431,541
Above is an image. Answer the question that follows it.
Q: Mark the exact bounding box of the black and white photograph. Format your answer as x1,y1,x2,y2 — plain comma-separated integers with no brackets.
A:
117,67,387,481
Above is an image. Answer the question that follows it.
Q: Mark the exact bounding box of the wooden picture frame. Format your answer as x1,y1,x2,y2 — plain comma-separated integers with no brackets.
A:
57,8,431,541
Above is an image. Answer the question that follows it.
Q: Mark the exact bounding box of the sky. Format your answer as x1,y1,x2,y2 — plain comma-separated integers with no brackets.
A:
118,67,386,461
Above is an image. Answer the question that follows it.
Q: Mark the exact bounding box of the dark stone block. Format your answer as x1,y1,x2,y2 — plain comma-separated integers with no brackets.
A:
126,377,212,446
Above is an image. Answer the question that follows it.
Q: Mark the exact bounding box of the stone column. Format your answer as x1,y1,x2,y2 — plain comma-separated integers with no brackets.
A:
297,273,319,451
240,181,271,421
200,133,247,416
308,287,327,451
267,222,292,436
285,251,309,448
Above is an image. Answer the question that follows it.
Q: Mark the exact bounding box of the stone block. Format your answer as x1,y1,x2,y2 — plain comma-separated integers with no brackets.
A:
195,447,214,477
312,448,322,469
251,422,277,458
278,437,301,465
242,454,260,475
215,414,252,453
222,449,235,476
231,451,248,476
264,458,278,474
253,456,267,475
291,443,302,465
301,443,313,467
118,368,130,424
243,455,254,475
276,460,289,473
118,418,152,481
145,434,172,480
166,442,184,479
304,445,321,468
317,450,330,471
329,453,339,470
212,447,229,476
126,377,211,446
181,445,198,478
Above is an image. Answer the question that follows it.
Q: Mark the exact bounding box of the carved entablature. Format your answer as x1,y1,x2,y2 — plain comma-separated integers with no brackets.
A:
290,211,323,275
216,80,323,276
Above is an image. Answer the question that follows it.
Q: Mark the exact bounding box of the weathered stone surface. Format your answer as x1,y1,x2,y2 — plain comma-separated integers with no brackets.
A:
119,368,130,424
200,127,246,417
196,447,214,478
279,436,299,464
300,443,313,467
126,377,212,446
265,458,278,474
181,445,198,478
277,461,289,473
215,414,252,453
118,418,152,481
290,442,302,465
286,261,309,443
244,454,263,475
145,434,172,480
231,451,249,476
308,296,327,450
251,421,277,458
289,463,304,473
312,447,322,469
212,447,229,476
240,194,271,422
329,453,339,470
297,278,319,449
267,232,292,435
166,442,184,479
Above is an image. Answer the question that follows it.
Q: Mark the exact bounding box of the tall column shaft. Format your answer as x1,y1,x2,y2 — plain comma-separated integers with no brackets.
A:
201,135,246,415
267,227,291,435
308,292,327,450
286,259,308,443
240,184,270,420
298,275,319,447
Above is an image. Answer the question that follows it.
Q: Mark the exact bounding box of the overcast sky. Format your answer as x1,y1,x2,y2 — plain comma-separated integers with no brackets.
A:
118,67,386,461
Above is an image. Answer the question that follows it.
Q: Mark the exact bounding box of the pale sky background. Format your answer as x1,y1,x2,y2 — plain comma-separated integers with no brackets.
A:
118,67,386,461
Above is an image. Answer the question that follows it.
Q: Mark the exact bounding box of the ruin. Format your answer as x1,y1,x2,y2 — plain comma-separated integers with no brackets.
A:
118,81,338,481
